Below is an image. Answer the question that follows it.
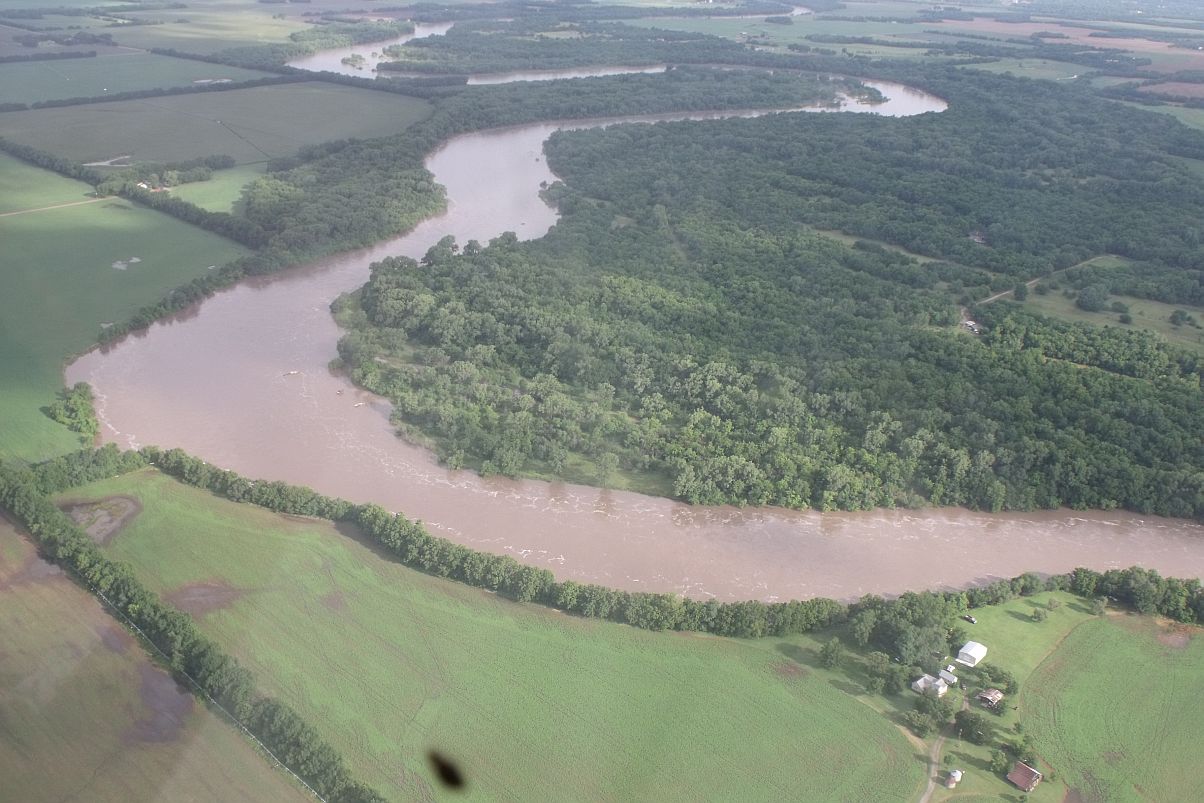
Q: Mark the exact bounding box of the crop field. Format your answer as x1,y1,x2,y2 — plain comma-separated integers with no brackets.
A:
169,163,265,212
0,82,433,165
0,151,96,213
0,519,308,803
0,53,273,105
67,468,927,802
1023,615,1204,802
0,168,247,461
96,9,310,55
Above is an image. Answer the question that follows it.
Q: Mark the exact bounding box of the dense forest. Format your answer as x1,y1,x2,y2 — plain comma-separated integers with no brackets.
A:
338,68,1204,517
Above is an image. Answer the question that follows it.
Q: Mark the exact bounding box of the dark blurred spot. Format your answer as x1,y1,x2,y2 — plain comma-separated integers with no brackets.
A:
428,751,465,790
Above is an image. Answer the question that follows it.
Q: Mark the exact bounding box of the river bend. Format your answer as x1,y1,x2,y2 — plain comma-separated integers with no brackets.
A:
66,77,1204,601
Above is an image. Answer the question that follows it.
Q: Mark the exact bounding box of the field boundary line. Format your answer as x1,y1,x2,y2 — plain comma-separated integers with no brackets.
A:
86,582,329,802
0,197,110,217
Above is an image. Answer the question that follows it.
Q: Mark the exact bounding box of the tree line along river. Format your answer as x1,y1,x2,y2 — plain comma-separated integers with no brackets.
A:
66,59,1204,601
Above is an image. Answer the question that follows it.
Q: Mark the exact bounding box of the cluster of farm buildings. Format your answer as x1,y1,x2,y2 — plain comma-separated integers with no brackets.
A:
911,639,1044,794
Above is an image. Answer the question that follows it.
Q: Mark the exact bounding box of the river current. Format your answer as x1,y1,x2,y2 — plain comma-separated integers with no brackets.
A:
67,61,1204,601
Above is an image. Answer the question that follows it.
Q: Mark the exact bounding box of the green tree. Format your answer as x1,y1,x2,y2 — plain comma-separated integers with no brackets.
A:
819,638,843,668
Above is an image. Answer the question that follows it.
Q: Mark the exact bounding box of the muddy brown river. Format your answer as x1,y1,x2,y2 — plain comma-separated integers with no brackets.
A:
67,79,1204,601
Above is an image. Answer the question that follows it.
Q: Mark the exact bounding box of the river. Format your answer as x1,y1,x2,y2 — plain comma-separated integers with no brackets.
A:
66,76,1204,602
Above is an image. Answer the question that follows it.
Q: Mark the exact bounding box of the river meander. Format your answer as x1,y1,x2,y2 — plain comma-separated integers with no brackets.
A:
66,74,1204,601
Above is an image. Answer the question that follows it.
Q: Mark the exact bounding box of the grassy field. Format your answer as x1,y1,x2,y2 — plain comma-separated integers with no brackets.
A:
0,151,96,213
1022,285,1204,356
1023,614,1204,802
170,163,265,212
0,519,309,803
0,161,248,461
68,468,927,802
0,82,433,165
1124,100,1204,133
968,58,1084,81
101,8,311,55
0,53,273,105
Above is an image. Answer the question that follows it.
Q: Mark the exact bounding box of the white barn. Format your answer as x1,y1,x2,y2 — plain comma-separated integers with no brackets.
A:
956,641,988,667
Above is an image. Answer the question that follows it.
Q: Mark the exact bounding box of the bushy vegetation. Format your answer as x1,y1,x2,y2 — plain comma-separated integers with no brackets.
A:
44,382,97,441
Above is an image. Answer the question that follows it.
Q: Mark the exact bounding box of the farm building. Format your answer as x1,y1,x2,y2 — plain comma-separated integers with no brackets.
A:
977,688,1004,709
911,674,949,698
938,667,958,685
956,641,988,667
1007,761,1042,793
944,769,963,789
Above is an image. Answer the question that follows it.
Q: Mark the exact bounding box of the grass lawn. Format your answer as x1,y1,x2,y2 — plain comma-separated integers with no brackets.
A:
0,53,273,105
0,82,433,165
170,163,265,212
0,151,96,213
0,186,247,462
68,468,927,803
0,519,309,803
1023,614,1204,802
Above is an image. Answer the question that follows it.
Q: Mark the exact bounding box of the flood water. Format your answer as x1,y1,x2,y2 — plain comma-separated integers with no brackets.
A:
67,80,1204,601
285,22,454,76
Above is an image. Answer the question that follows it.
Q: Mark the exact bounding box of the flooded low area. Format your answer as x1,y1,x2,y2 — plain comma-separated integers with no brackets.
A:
466,65,668,84
285,22,453,77
66,80,1204,601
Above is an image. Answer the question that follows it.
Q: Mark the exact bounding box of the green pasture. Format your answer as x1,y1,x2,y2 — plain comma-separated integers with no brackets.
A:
169,163,264,212
0,520,308,803
71,468,927,803
1124,99,1204,132
967,58,1084,81
105,8,310,55
0,180,247,461
0,151,96,213
1023,614,1204,802
0,82,433,165
0,53,272,105
1022,281,1204,356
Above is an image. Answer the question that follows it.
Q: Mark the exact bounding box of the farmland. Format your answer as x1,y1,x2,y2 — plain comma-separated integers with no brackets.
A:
66,468,927,802
0,82,433,165
0,519,309,803
0,53,272,105
0,156,248,461
1024,615,1204,802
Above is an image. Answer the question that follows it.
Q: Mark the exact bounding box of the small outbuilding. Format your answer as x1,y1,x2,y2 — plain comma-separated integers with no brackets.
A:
1007,761,1042,793
956,640,988,667
977,688,1004,709
944,769,963,789
911,674,948,698
939,668,958,685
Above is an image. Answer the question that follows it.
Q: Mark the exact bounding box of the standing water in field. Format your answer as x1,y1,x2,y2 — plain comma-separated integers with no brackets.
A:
66,80,1204,601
